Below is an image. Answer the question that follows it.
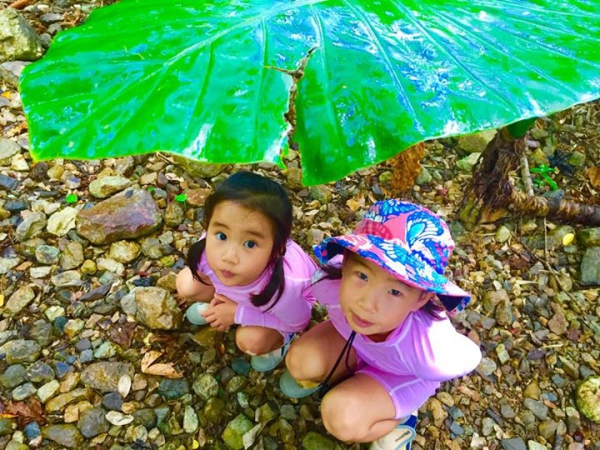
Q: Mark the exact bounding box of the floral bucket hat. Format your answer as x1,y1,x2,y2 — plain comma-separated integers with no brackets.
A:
315,199,471,315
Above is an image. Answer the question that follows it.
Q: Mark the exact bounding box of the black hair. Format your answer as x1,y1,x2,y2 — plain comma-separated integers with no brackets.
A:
186,171,292,308
315,254,446,321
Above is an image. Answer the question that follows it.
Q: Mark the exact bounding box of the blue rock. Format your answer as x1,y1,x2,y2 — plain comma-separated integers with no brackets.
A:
24,421,41,440
54,362,73,379
53,317,68,334
231,357,251,377
80,350,94,363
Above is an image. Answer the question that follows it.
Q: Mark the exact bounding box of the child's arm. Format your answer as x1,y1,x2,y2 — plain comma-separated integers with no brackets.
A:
405,317,481,381
234,278,313,333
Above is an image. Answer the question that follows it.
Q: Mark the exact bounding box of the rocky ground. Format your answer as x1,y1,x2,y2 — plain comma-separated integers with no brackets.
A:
1,1,600,449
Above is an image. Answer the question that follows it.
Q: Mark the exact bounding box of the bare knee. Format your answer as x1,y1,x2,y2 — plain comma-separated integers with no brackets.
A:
285,340,327,382
322,392,366,442
236,327,280,355
176,268,213,300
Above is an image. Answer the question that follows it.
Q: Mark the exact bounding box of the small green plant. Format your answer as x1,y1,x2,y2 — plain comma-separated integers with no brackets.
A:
65,193,78,204
531,165,559,191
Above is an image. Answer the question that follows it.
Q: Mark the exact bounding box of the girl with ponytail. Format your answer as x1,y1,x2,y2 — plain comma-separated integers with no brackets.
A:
177,171,317,372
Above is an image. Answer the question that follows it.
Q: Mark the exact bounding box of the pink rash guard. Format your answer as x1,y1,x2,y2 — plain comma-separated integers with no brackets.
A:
313,274,482,418
198,239,317,334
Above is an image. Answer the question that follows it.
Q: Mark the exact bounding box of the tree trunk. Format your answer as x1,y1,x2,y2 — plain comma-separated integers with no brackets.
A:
465,126,600,226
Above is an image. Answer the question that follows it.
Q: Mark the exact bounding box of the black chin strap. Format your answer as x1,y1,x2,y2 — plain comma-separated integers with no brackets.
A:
318,331,357,398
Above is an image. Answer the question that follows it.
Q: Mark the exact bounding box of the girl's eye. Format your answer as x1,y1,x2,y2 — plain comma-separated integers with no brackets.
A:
215,232,227,241
389,289,402,297
356,272,368,281
244,241,257,249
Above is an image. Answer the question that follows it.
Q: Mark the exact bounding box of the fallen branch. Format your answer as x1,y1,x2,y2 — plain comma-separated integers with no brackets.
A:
520,154,535,196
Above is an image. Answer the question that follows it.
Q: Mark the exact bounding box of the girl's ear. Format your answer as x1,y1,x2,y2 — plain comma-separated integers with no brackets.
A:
412,291,435,311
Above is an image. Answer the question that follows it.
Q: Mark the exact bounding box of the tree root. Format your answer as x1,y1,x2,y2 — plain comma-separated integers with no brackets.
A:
464,127,600,226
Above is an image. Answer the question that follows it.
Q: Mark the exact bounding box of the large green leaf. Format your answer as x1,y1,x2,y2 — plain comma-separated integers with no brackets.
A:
20,0,600,185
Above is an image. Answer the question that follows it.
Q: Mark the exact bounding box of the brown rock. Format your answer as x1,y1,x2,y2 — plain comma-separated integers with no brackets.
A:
76,189,162,245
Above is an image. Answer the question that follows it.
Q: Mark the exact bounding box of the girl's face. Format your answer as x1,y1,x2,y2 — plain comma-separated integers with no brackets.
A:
339,254,432,342
205,201,275,287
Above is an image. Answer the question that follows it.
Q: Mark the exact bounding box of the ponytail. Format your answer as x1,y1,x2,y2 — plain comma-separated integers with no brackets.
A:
251,256,285,310
186,239,211,285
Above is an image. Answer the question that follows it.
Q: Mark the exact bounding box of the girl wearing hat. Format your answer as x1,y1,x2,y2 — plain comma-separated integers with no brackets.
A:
280,200,481,449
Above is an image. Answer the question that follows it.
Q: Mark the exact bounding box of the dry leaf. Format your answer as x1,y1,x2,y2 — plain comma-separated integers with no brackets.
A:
140,350,183,379
587,166,600,188
346,198,364,212
5,398,46,426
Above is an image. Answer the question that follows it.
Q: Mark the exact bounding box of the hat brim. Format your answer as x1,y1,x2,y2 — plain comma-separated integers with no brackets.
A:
315,234,471,314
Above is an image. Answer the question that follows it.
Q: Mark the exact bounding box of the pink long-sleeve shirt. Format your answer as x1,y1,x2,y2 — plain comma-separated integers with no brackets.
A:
313,276,481,382
198,239,317,334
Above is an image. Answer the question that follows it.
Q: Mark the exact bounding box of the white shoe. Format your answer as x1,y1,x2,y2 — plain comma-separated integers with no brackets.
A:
250,333,295,372
370,414,417,450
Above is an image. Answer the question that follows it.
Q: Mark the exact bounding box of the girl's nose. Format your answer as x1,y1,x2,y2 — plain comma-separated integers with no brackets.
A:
359,290,378,313
222,245,239,264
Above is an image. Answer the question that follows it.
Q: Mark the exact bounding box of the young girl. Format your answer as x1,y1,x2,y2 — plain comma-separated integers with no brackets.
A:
280,200,481,449
176,171,317,372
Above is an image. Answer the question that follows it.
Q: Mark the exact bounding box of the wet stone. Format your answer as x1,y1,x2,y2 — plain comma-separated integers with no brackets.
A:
0,418,17,437
0,173,19,190
164,202,184,227
225,375,247,394
301,431,336,450
29,320,52,347
27,360,55,383
50,270,82,287
221,414,254,450
0,364,27,389
183,405,199,434
78,407,109,438
60,241,84,270
76,188,162,245
581,247,600,285
108,240,141,263
42,424,84,448
3,200,27,212
12,382,37,400
158,378,189,400
501,437,527,450
88,175,132,199
4,285,35,316
23,421,41,441
47,207,78,236
81,362,134,393
0,339,41,364
280,405,297,421
204,397,226,423
37,379,60,403
231,357,251,377
192,374,219,400
523,398,549,420
132,409,157,429
135,287,181,330
15,211,46,241
35,244,60,264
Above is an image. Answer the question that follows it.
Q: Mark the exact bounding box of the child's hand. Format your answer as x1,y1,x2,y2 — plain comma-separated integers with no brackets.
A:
203,294,237,332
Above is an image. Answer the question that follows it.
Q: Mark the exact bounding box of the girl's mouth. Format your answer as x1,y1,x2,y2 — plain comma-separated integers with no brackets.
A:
220,270,235,279
352,313,374,329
